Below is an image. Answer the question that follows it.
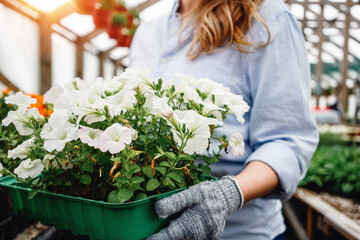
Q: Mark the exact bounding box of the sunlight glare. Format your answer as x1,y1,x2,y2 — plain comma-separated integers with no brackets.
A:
25,0,70,13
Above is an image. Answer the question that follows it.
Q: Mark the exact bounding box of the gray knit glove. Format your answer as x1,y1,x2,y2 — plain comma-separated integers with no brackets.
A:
147,176,244,240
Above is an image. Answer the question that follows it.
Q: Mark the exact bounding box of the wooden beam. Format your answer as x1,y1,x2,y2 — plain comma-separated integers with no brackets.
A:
0,72,20,92
98,45,117,77
314,3,325,107
82,29,105,43
283,202,311,240
131,0,161,12
286,0,358,8
307,206,313,238
76,40,84,78
12,0,39,12
1,0,39,22
338,0,352,112
51,2,74,23
295,188,360,239
38,13,52,94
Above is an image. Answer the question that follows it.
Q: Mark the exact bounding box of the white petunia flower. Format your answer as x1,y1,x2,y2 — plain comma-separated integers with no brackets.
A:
14,159,44,179
52,91,79,110
43,154,56,170
43,121,78,152
210,91,250,124
119,68,152,86
78,126,102,147
165,76,200,102
197,78,231,94
169,110,220,154
229,132,245,157
81,91,107,109
5,92,37,107
195,98,225,122
102,78,125,93
72,92,106,124
117,68,153,93
227,93,250,124
48,109,70,127
2,107,43,136
106,89,137,117
129,126,138,141
8,138,35,160
59,160,73,170
42,154,73,170
64,77,91,92
88,77,106,97
98,123,132,154
52,159,74,170
144,95,173,118
44,84,64,104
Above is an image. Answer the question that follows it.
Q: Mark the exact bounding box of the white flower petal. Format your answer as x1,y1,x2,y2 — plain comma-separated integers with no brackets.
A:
14,159,44,179
5,92,37,107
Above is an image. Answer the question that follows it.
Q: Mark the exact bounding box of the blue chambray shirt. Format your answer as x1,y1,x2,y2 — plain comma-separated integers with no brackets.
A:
129,0,319,239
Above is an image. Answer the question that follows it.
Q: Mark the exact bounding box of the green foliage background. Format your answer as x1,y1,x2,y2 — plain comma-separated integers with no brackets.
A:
300,132,360,200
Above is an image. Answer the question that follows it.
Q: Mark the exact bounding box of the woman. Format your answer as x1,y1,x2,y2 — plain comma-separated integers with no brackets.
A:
129,0,319,239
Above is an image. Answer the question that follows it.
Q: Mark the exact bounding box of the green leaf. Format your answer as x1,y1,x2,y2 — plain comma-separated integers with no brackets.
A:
142,166,153,178
117,189,134,203
28,189,40,199
159,161,171,167
175,177,186,188
108,190,119,203
165,152,177,160
178,154,194,161
65,181,72,187
81,162,94,173
199,164,211,176
146,178,161,191
111,157,121,162
168,172,182,183
135,193,148,201
129,164,141,175
116,176,129,184
341,183,354,193
164,177,176,188
132,176,145,184
80,175,91,185
138,135,147,142
155,167,166,176
190,170,199,180
55,177,63,185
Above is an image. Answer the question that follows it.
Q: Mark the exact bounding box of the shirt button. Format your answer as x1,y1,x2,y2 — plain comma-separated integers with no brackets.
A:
161,58,167,63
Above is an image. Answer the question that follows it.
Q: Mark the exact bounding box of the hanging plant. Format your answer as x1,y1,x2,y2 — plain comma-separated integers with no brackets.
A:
72,0,97,14
116,27,135,47
107,12,127,39
114,0,127,12
92,0,115,29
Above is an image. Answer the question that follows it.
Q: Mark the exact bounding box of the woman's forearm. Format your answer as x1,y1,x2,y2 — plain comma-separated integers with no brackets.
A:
235,161,280,202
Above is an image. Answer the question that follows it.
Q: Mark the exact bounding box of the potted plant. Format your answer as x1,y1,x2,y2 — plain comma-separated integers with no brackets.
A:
0,69,249,239
92,0,115,29
107,11,127,39
72,0,98,15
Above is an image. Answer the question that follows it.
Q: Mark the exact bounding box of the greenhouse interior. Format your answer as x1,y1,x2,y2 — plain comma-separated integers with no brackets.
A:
0,0,360,239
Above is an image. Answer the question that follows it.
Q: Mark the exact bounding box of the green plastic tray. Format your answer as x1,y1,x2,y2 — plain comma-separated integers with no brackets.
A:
0,175,216,240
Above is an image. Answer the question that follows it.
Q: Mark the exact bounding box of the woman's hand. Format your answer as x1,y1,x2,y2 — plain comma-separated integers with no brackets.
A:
147,177,243,240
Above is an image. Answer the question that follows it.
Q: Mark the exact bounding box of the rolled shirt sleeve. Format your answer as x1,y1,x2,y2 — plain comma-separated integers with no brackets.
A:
245,11,319,200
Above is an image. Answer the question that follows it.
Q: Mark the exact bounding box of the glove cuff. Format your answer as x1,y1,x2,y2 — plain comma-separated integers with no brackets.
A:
222,176,244,210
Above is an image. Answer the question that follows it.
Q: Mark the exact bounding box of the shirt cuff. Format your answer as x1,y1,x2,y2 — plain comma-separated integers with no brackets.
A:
245,141,302,200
